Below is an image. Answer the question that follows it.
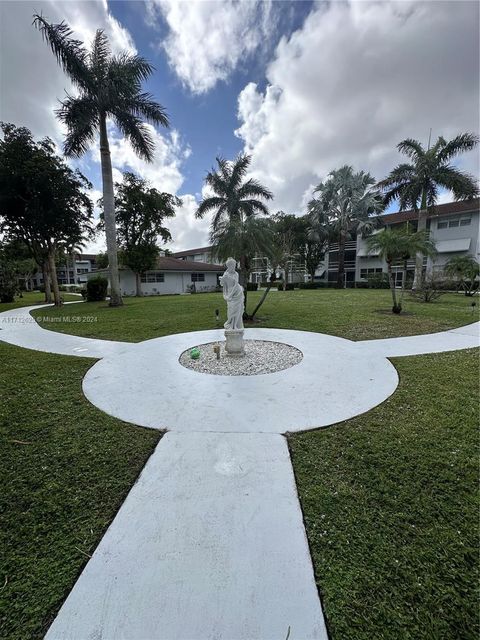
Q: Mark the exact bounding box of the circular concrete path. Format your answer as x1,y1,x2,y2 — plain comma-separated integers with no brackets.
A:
82,328,399,433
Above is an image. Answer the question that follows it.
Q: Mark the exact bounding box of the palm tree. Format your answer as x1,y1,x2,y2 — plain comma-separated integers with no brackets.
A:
367,227,436,313
33,16,169,306
378,133,479,289
444,255,479,296
309,166,384,287
196,154,273,316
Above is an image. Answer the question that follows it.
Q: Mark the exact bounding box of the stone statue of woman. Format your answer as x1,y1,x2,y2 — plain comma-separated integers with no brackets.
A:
219,258,244,330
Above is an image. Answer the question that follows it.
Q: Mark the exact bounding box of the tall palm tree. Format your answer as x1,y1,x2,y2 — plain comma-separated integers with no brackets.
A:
33,16,169,306
196,154,273,315
378,133,479,289
367,227,436,313
309,166,384,287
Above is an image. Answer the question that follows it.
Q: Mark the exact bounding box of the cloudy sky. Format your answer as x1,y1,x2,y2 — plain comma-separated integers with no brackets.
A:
1,0,478,253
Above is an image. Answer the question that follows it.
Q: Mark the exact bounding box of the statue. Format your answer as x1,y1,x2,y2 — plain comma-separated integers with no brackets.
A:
219,258,245,356
219,258,244,330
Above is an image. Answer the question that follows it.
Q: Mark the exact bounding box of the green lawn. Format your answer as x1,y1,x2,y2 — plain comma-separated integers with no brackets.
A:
0,344,160,639
0,290,82,312
28,288,480,342
1,291,478,639
289,349,479,640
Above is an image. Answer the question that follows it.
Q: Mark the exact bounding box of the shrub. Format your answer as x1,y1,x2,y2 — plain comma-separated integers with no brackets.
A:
246,282,258,291
86,276,108,302
409,276,451,303
0,286,15,303
367,273,389,289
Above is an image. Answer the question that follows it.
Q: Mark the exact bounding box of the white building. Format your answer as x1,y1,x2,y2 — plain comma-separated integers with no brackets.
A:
89,256,224,296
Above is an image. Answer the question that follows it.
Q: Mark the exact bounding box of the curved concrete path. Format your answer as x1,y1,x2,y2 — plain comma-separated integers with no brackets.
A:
1,304,479,640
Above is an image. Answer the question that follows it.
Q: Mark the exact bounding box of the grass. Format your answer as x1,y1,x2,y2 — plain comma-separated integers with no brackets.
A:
1,292,479,638
0,290,82,312
289,349,479,640
25,289,480,343
0,343,160,639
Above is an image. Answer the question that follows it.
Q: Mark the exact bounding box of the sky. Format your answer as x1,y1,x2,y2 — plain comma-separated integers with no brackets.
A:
1,0,479,254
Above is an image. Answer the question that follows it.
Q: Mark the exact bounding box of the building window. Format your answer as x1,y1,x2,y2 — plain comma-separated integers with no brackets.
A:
460,217,471,226
360,268,383,279
191,273,205,282
448,219,459,228
437,216,471,229
437,220,448,229
141,272,164,283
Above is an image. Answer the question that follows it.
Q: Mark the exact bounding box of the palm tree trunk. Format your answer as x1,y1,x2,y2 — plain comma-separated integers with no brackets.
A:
387,262,399,313
337,231,346,288
250,282,273,319
42,262,52,303
48,248,61,307
99,114,123,307
412,190,428,290
400,259,408,306
72,252,78,285
135,272,142,297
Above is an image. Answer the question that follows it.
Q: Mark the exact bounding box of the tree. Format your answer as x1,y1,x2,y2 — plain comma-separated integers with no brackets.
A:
267,213,305,290
444,255,479,296
195,154,273,317
0,123,94,305
378,133,479,288
102,172,179,296
96,252,109,269
33,15,169,307
309,166,384,287
367,227,436,313
302,213,329,282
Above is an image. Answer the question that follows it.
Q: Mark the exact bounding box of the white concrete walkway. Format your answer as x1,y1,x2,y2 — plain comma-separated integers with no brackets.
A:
1,304,479,640
45,433,327,640
0,303,127,359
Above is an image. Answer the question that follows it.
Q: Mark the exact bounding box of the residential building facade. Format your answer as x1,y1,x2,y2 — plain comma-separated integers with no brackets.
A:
89,256,224,296
31,253,98,288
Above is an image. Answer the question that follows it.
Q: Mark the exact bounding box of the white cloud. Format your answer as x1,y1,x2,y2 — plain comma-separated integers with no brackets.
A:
235,1,480,214
89,122,190,195
0,0,135,144
166,193,211,252
147,0,278,93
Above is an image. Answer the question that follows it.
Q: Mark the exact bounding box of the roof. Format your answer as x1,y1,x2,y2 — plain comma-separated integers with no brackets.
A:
154,256,223,272
173,246,213,258
91,256,224,274
380,198,479,226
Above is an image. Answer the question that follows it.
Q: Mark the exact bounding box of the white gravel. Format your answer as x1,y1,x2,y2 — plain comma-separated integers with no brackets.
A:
179,340,303,376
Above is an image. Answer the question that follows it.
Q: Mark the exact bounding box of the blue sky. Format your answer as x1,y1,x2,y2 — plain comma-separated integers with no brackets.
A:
107,0,313,198
1,0,478,252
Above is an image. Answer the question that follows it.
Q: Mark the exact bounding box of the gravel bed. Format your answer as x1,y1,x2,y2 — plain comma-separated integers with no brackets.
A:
179,340,303,376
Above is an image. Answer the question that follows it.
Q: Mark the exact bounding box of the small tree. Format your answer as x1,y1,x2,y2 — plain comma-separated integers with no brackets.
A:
309,166,384,287
444,255,479,296
367,228,436,313
104,172,179,296
0,123,94,306
196,154,273,317
378,133,479,288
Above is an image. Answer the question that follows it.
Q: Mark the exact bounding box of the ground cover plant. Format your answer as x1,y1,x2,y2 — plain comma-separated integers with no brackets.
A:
290,349,479,640
29,288,480,342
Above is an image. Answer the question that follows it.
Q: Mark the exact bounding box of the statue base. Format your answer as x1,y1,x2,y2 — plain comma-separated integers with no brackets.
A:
224,329,245,357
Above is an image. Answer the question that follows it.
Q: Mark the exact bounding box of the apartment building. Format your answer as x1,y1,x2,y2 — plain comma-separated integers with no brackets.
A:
31,253,98,288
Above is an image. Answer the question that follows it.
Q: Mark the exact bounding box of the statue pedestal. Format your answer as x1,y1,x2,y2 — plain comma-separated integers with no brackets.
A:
224,329,245,357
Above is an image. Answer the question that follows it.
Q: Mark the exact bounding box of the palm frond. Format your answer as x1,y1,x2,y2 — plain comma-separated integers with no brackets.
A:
237,178,273,201
397,138,425,161
230,154,251,189
33,15,92,90
437,132,479,164
90,29,110,82
434,165,479,200
126,93,169,128
113,112,154,161
195,197,225,219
